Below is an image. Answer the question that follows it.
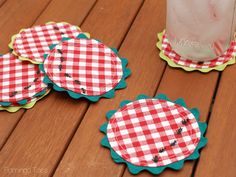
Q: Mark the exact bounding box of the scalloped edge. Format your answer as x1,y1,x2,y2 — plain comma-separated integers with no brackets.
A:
100,94,208,175
156,31,236,73
39,34,131,102
0,88,51,113
8,21,90,64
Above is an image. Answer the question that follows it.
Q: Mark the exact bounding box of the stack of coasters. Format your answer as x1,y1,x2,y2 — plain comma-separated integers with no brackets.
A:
2,21,130,113
39,34,131,102
157,30,236,72
0,53,49,112
100,94,207,175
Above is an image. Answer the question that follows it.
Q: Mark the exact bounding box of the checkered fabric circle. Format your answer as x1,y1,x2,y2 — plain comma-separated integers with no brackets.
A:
44,38,123,96
162,32,236,69
107,99,201,167
12,22,82,63
0,53,47,104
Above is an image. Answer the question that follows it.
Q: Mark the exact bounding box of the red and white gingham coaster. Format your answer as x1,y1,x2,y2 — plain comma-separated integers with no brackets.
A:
44,38,123,96
0,53,47,104
10,22,83,63
162,32,236,69
107,98,201,167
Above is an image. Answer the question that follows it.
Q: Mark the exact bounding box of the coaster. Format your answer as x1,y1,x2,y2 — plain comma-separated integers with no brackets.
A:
156,31,236,72
0,53,48,106
9,22,87,64
40,34,131,102
100,94,207,175
0,88,51,112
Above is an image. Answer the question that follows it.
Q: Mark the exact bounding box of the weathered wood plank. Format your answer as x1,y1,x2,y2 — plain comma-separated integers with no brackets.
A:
34,0,96,25
194,66,236,177
0,0,143,176
0,0,52,149
52,0,167,176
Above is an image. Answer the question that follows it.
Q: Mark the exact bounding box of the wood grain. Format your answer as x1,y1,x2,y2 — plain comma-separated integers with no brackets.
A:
0,0,52,149
194,66,236,177
0,0,143,176
53,0,166,176
1,0,235,177
34,0,96,25
0,0,6,8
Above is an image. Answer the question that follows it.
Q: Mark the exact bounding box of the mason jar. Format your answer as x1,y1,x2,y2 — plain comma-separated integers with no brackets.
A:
166,0,236,61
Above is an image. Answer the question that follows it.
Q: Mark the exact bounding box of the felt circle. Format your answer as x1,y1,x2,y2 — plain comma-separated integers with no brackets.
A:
11,22,82,63
162,32,236,69
43,38,123,96
0,53,47,104
107,98,201,167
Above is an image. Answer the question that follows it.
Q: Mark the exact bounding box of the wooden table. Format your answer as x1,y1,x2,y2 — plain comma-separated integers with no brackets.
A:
0,0,235,176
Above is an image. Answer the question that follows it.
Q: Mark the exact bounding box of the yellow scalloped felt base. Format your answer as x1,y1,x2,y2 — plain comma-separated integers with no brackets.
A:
156,31,236,73
9,21,90,64
0,89,51,113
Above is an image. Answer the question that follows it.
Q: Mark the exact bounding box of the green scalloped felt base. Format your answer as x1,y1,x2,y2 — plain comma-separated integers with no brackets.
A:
156,31,236,73
8,21,90,64
39,33,131,102
100,94,208,175
0,88,51,113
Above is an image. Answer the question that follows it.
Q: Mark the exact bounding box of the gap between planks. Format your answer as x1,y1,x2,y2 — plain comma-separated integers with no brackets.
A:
0,0,144,177
49,1,146,177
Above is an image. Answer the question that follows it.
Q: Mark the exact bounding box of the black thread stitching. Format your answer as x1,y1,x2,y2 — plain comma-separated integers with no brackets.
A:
152,155,158,163
9,91,17,97
159,147,166,153
65,73,71,78
74,80,81,85
81,88,86,94
170,140,177,147
24,85,31,90
53,26,60,30
176,127,183,135
33,78,39,82
57,49,63,54
58,65,62,71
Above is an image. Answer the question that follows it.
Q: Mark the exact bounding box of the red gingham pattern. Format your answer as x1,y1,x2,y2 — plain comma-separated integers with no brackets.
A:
44,38,123,96
12,22,82,63
0,53,47,103
162,32,236,69
107,99,201,167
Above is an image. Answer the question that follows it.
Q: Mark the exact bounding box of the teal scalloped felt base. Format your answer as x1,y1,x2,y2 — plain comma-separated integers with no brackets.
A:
0,87,48,107
39,33,131,102
100,94,208,175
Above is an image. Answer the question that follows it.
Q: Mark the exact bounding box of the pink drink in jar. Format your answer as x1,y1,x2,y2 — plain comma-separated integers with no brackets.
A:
166,0,236,61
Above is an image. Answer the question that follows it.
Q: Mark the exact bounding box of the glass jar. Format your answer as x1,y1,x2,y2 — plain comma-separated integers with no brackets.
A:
166,0,236,61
